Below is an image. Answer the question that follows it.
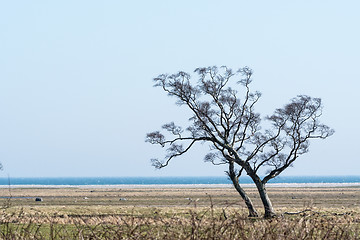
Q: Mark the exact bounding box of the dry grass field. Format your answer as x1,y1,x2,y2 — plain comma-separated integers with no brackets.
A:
0,186,360,239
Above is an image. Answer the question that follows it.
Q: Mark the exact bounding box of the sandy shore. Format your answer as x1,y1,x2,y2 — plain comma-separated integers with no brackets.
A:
1,182,360,188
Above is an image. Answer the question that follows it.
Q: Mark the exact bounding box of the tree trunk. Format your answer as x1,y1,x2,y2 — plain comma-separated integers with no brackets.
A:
254,180,276,218
227,162,259,217
230,177,259,217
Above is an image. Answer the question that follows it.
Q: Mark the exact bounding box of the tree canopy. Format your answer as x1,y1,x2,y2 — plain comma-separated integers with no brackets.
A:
146,66,334,217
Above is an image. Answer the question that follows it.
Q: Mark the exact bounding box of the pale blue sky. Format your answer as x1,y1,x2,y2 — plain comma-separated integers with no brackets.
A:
0,1,359,177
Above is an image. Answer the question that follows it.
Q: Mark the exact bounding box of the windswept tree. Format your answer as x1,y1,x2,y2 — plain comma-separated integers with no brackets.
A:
146,66,334,218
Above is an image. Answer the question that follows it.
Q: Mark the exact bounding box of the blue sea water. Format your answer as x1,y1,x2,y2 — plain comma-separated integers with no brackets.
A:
0,176,359,186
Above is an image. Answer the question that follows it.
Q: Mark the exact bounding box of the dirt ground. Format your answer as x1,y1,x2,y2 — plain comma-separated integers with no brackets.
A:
1,187,360,239
1,186,359,210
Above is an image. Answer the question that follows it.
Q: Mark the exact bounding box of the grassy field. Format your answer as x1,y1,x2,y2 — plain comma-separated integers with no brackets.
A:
0,186,360,239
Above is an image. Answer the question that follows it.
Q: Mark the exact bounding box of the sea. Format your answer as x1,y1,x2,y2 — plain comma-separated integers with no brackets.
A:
0,176,359,186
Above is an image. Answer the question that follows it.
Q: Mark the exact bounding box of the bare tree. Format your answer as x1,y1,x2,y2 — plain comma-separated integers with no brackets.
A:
146,66,334,218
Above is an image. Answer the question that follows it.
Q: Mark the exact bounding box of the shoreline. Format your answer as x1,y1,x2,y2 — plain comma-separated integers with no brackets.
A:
1,182,360,188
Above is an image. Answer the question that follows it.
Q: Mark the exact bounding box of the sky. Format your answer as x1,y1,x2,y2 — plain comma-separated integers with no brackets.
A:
0,1,359,177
